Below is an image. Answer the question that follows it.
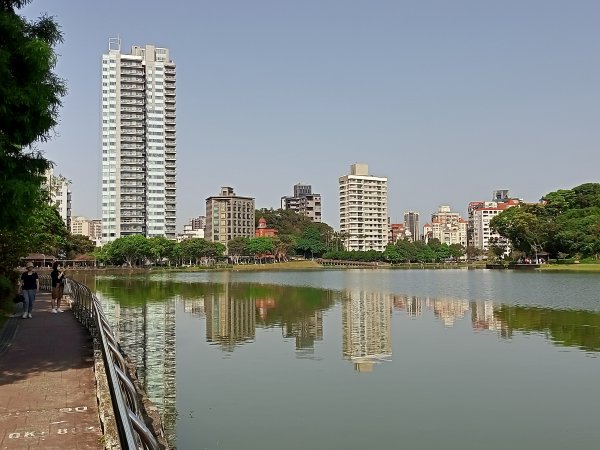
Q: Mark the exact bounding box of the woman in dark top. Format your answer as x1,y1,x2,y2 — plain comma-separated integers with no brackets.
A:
50,261,65,313
20,262,39,318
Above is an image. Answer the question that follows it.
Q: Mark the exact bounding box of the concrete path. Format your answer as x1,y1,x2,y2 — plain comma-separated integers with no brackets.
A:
0,292,104,449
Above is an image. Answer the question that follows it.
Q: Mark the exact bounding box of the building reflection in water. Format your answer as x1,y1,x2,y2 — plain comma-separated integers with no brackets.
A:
97,293,177,447
342,291,392,372
471,300,507,335
284,310,324,359
204,285,256,351
393,295,422,317
427,298,470,327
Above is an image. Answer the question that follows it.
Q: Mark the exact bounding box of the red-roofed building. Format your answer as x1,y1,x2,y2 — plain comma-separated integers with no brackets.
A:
389,223,406,243
422,223,432,242
255,217,278,238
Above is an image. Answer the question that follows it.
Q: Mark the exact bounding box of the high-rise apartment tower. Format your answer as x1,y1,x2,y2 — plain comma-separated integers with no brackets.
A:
281,183,322,222
205,187,255,246
101,39,176,241
403,211,420,241
339,164,388,252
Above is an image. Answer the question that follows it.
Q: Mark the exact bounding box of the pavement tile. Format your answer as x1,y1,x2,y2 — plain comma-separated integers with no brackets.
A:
0,293,103,449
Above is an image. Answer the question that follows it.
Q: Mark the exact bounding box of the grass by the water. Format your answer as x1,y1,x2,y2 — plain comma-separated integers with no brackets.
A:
539,263,600,273
228,260,322,271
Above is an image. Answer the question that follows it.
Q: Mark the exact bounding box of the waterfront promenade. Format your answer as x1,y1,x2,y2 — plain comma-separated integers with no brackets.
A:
0,292,103,449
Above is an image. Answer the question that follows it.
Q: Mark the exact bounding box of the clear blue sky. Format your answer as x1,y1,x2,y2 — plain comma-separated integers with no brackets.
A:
22,0,600,229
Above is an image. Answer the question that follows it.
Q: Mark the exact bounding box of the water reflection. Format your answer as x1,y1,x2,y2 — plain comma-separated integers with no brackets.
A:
93,279,178,447
205,287,256,351
82,274,600,449
342,291,392,372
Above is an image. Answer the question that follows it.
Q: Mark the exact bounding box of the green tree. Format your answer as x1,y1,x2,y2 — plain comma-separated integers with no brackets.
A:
246,237,275,261
93,242,114,266
66,234,96,260
383,244,401,263
273,235,295,261
255,208,314,236
0,202,68,269
148,236,175,266
202,241,226,262
448,244,465,261
490,205,547,255
0,1,66,283
179,238,208,265
108,235,151,267
465,245,483,262
0,1,65,229
296,226,327,258
227,237,249,263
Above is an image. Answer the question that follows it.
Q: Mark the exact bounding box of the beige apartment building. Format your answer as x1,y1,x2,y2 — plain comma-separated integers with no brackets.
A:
424,205,467,247
205,187,255,246
71,216,102,242
339,164,388,252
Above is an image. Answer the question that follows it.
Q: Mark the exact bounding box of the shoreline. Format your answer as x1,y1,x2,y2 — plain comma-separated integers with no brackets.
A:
46,260,600,274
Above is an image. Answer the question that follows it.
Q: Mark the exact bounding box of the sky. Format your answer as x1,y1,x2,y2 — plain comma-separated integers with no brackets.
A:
22,0,600,229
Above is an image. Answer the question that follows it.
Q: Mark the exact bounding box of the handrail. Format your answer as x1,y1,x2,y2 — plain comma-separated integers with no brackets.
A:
41,275,161,450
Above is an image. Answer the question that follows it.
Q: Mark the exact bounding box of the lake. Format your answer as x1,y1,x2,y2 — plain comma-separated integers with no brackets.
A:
76,269,600,450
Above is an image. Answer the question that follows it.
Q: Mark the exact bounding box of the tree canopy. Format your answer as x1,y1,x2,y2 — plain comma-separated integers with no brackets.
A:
0,0,66,230
0,1,66,287
491,183,600,259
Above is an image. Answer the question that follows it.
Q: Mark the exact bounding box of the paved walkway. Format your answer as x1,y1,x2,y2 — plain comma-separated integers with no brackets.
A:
0,292,103,449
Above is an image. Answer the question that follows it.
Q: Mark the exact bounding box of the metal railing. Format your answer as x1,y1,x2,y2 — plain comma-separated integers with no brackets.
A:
45,276,161,450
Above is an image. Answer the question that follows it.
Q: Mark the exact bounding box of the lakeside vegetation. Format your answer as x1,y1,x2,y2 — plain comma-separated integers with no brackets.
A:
0,1,67,306
491,183,600,260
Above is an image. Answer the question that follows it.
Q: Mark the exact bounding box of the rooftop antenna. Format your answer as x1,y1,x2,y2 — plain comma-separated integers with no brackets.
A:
109,36,121,52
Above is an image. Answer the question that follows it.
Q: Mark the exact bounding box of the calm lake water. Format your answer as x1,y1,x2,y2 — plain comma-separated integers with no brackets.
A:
76,269,600,450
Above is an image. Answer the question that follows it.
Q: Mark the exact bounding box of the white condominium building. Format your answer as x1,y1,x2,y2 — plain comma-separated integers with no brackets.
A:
339,163,388,252
468,191,521,254
471,199,520,252
101,39,176,241
44,168,71,229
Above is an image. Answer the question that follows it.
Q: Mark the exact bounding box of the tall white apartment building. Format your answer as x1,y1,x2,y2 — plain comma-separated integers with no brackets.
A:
44,168,71,229
471,198,520,253
467,191,521,255
339,164,388,252
101,39,176,241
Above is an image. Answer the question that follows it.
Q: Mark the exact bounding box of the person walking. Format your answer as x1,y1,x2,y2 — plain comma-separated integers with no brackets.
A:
50,261,66,313
20,262,39,318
